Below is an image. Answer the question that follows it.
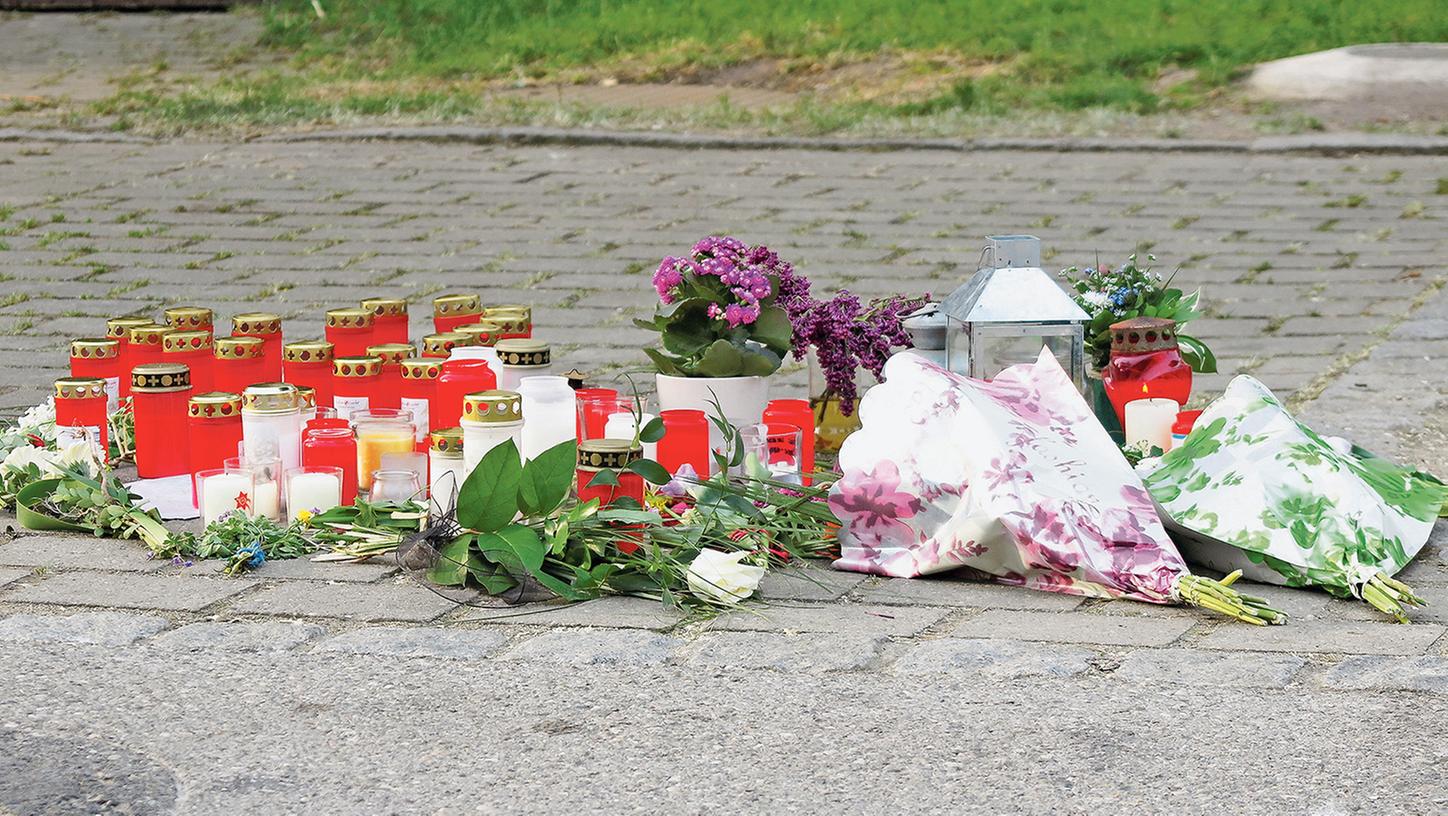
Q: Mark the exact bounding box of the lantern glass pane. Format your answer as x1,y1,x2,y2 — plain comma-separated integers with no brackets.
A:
949,322,1082,381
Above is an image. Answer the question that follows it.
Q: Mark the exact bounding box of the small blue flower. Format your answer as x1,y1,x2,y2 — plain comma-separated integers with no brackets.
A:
238,540,265,569
1108,288,1133,308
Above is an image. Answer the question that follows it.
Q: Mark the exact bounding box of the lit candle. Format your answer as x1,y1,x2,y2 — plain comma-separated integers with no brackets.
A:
287,470,342,520
1124,398,1178,453
201,471,253,526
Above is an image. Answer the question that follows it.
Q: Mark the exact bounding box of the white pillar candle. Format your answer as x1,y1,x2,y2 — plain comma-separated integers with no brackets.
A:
253,479,281,521
287,472,341,520
518,376,576,460
201,472,253,526
604,411,657,460
1125,398,1178,453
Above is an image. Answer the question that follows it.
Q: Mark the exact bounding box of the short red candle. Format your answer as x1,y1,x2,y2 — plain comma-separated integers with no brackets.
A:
162,330,215,394
433,293,481,334
361,297,409,345
484,305,532,340
421,332,467,359
187,392,243,506
657,409,710,478
106,317,153,398
212,336,268,395
283,340,335,408
302,426,358,505
435,358,496,431
54,378,109,463
576,439,645,553
574,388,620,440
131,363,192,478
325,308,375,358
1102,317,1193,426
231,313,284,381
331,356,382,421
400,358,442,449
69,338,121,410
164,306,213,335
454,320,504,350
365,343,414,411
125,324,171,383
763,398,816,484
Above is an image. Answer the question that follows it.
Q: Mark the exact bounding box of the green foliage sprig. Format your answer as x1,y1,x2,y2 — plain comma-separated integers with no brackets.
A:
1062,253,1217,373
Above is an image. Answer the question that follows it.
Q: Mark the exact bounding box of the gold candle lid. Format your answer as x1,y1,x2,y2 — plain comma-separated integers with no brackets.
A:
242,382,299,414
326,307,374,329
461,389,523,424
214,336,266,360
162,330,214,353
361,297,408,317
433,293,480,317
400,358,443,380
127,324,173,347
188,391,242,418
283,340,334,363
295,386,316,410
106,316,153,339
365,343,415,366
422,332,469,356
455,320,504,347
232,312,283,335
429,427,464,456
54,377,107,400
485,304,532,321
70,338,119,360
480,311,529,335
332,356,383,377
131,363,191,392
164,306,213,331
577,438,642,469
494,338,550,367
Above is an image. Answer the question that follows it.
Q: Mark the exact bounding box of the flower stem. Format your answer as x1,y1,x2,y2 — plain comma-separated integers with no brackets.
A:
1358,572,1424,624
1177,574,1286,626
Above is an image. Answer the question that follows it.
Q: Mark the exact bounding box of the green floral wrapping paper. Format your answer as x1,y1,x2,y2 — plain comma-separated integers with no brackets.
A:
1140,375,1447,598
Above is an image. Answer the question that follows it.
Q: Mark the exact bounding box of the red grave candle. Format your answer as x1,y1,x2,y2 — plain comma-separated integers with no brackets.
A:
432,293,481,334
53,377,109,463
162,330,215,394
282,340,335,408
69,338,121,412
105,317,153,399
573,388,620,441
231,313,284,382
125,324,172,382
576,439,645,553
365,343,414,411
164,306,213,335
325,308,375,359
483,305,532,340
188,392,243,506
657,409,710,479
435,358,496,431
400,358,442,448
331,355,382,421
131,363,192,478
212,336,267,395
454,320,504,350
361,297,409,345
1102,317,1193,427
302,426,358,505
763,398,816,484
421,332,468,359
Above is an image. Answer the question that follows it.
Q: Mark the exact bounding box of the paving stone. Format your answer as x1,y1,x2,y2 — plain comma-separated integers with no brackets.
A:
504,629,683,666
859,577,1084,611
1200,621,1446,655
6,572,253,612
687,632,887,672
248,558,398,583
890,639,1096,678
151,621,326,653
0,535,160,572
0,566,31,587
231,582,461,623
458,595,683,630
758,566,868,602
950,610,1195,647
709,603,951,636
1114,649,1307,688
0,611,169,646
312,627,508,661
1319,655,1448,694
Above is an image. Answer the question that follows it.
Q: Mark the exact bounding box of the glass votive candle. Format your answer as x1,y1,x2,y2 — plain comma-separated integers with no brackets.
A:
576,438,644,507
365,342,414,410
162,330,215,394
370,470,423,504
224,455,283,521
282,340,335,408
400,358,442,446
331,355,382,421
241,382,302,475
604,410,657,460
493,339,551,391
761,422,804,483
54,377,109,463
69,338,121,412
164,305,213,334
106,316,153,398
361,297,409,345
484,305,532,339
188,392,243,506
428,427,465,515
657,409,710,480
575,389,624,441
380,451,428,496
432,293,481,334
131,363,192,479
763,398,816,484
198,468,254,527
231,313,284,381
325,308,375,358
286,466,343,521
435,358,497,431
460,390,523,473
126,324,172,380
518,375,576,460
421,332,468,359
302,425,357,505
213,336,267,395
352,409,416,493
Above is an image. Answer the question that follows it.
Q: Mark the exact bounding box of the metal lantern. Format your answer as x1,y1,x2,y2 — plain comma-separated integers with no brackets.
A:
941,235,1089,389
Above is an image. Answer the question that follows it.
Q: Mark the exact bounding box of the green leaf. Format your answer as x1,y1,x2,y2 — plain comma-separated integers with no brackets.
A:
694,339,744,377
475,524,546,576
750,305,793,352
659,298,718,356
625,458,671,486
518,440,577,517
1177,334,1218,374
456,438,523,533
643,347,686,376
737,346,781,377
427,537,470,586
587,468,620,488
638,416,666,444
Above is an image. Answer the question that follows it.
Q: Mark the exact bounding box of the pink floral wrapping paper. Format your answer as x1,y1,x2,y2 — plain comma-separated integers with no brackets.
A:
829,350,1190,604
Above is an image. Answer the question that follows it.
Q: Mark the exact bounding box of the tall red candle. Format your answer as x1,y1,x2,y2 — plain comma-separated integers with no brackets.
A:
576,439,645,554
400,358,442,447
432,293,481,334
232,313,284,381
365,343,414,411
164,306,213,335
573,388,620,441
212,336,267,395
69,338,121,412
125,324,172,382
105,317,153,399
763,398,816,484
162,330,215,394
331,355,382,421
361,297,409,345
302,426,358,505
131,363,192,478
483,305,532,340
282,340,335,408
434,358,496,431
657,409,710,479
421,332,468,359
1102,317,1193,426
188,391,243,505
54,377,109,463
325,308,375,358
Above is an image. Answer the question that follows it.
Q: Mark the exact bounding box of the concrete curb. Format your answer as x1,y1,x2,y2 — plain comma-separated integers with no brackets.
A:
3,125,1448,155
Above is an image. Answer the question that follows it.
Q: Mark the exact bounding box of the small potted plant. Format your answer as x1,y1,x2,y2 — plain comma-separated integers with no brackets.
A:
638,237,811,426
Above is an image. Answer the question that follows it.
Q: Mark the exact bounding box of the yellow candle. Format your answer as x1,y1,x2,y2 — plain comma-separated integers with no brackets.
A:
357,429,416,491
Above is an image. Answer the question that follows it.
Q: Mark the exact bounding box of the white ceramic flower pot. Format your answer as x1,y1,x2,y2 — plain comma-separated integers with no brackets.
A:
655,373,769,428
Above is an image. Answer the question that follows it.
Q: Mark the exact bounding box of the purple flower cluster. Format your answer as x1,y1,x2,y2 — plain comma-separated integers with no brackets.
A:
652,235,810,330
791,291,924,416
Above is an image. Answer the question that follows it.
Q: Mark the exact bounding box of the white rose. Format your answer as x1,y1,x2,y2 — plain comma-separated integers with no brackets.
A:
686,548,766,604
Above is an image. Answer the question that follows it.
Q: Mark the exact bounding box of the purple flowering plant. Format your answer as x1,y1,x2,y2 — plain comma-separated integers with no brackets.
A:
791,291,927,416
639,236,811,377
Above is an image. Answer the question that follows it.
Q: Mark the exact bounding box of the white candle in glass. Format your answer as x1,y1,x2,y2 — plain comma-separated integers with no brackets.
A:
201,472,253,526
287,471,341,520
518,375,575,460
1125,398,1178,452
604,411,657,460
253,479,281,521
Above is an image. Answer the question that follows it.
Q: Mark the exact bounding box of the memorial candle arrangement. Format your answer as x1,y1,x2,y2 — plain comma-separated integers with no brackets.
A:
493,339,551,391
282,340,334,408
360,297,409,345
106,317,152,398
231,313,284,381
212,336,267,395
365,343,414,410
460,390,523,473
399,358,442,446
53,377,109,462
69,338,121,412
162,330,215,393
188,392,244,505
325,308,376,358
131,363,192,478
331,355,382,421
241,383,303,475
164,306,213,335
432,293,481,334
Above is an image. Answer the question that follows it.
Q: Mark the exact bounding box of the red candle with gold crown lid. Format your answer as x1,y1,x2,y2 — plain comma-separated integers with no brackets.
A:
232,312,284,381
54,377,110,463
432,293,481,334
399,357,442,449
131,363,192,478
421,332,468,360
454,319,505,350
162,330,215,394
331,355,382,422
69,338,121,412
361,297,409,345
325,308,375,358
212,336,267,395
282,340,335,409
365,342,414,411
125,324,173,382
105,317,153,399
164,306,213,336
187,391,243,506
483,305,532,340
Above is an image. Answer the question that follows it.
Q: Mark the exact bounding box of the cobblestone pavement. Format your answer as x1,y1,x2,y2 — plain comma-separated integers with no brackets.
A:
0,137,1446,812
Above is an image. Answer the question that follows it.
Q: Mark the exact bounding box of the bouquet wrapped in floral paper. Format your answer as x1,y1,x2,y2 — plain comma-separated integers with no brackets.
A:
1140,376,1447,622
829,350,1281,624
